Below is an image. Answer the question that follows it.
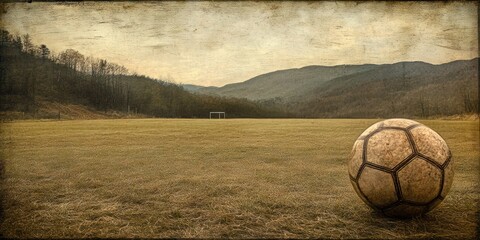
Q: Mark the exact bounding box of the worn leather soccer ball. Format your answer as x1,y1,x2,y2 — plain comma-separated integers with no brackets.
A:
348,119,454,218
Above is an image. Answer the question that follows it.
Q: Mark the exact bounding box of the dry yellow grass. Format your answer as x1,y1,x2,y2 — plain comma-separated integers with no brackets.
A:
0,119,478,238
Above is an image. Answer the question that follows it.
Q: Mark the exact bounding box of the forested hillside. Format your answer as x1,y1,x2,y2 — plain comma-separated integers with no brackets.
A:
284,60,479,118
0,30,286,119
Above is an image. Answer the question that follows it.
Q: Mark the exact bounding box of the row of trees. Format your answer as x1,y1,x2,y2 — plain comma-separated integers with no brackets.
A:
0,30,135,114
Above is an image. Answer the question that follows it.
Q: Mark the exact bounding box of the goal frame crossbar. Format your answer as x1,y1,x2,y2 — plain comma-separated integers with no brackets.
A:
209,112,226,119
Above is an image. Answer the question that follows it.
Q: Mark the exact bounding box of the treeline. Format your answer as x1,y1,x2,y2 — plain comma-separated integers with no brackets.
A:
0,29,287,118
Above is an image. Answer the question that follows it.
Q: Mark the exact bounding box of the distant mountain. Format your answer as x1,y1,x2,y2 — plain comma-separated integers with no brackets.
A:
181,84,208,92
289,59,479,118
196,64,378,100
196,59,478,118
196,60,477,100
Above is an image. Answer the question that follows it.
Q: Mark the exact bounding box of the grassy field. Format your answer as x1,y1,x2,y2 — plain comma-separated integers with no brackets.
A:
0,119,478,238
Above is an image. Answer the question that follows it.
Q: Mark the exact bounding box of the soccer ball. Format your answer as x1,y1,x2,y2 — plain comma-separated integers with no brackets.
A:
348,118,454,218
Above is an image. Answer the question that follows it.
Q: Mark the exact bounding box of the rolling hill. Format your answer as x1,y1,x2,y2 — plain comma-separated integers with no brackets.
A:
191,59,479,118
192,60,477,101
290,59,479,118
194,64,378,100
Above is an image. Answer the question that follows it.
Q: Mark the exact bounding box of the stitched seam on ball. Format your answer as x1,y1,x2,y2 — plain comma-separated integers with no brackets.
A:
381,200,402,212
392,171,403,201
438,161,446,200
417,154,443,169
380,126,408,131
392,153,416,172
392,127,417,172
393,155,416,173
364,162,392,173
406,123,422,130
349,174,356,182
393,156,416,207
356,178,379,211
405,127,419,154
391,172,403,200
441,151,453,169
438,154,452,199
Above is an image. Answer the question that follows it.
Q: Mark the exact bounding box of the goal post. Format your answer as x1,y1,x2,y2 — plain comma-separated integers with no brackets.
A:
209,112,226,119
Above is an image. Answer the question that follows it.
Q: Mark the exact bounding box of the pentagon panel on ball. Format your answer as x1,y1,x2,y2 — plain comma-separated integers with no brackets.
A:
348,118,454,218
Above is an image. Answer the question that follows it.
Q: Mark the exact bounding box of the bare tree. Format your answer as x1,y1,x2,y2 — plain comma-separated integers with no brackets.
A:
22,34,34,54
59,49,84,71
39,44,50,59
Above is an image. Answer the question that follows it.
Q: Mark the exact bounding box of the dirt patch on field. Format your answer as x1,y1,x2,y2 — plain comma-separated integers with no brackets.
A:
1,100,146,121
37,101,110,119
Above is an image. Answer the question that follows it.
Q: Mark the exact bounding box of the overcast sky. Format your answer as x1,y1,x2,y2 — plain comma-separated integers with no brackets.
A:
1,1,478,86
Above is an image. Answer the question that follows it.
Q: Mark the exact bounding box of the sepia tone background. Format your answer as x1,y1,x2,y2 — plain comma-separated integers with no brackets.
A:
0,1,478,239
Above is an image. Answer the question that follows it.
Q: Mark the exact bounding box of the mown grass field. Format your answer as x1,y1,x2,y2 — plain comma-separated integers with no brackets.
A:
0,119,478,238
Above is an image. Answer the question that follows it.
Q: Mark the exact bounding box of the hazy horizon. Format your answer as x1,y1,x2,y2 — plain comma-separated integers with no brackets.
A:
1,1,477,87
